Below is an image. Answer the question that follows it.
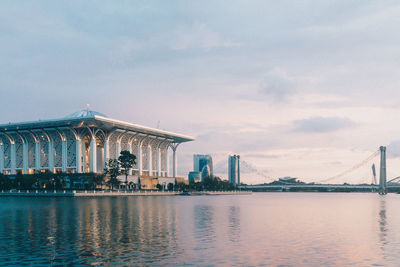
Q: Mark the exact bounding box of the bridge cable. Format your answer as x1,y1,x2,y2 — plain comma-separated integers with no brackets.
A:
320,150,380,183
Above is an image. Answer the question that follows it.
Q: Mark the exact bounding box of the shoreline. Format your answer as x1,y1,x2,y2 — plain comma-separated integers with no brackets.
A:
0,190,252,197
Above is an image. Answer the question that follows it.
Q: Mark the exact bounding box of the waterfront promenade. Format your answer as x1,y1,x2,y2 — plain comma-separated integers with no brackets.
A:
0,189,251,197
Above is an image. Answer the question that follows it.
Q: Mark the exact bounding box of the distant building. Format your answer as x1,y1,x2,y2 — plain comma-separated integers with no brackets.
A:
193,154,213,180
228,155,240,186
188,171,201,183
158,177,177,190
201,165,211,180
278,177,297,183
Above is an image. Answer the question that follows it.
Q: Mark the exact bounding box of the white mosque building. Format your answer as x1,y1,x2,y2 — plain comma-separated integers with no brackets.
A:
0,109,194,178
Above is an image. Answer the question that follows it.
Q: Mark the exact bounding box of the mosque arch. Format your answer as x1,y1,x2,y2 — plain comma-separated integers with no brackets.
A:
0,109,194,177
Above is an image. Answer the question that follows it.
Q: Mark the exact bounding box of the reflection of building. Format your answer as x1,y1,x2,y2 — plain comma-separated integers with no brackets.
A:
0,109,194,177
193,154,213,181
228,155,240,185
188,171,201,183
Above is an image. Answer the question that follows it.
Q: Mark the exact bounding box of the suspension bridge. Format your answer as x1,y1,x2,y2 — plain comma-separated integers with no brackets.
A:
239,146,400,194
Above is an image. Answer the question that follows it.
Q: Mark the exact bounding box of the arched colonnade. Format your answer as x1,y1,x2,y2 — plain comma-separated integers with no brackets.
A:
0,127,180,177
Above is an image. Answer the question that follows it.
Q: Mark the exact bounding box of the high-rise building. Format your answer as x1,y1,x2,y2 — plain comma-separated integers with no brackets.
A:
228,155,240,185
193,154,213,180
188,171,201,183
201,165,211,179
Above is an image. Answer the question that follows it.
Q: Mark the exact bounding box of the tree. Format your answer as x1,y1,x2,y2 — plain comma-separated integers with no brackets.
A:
118,150,136,189
167,182,174,191
104,159,121,190
93,174,105,189
188,175,235,191
128,181,135,190
176,182,188,191
0,174,12,190
37,170,53,189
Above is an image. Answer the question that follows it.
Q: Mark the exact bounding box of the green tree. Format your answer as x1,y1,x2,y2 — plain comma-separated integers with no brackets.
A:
0,174,12,190
167,182,174,191
92,174,105,190
176,182,188,191
37,170,53,189
104,159,121,190
190,175,235,191
118,150,136,189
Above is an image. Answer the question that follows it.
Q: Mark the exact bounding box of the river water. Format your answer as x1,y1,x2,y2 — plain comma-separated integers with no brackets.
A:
0,193,399,266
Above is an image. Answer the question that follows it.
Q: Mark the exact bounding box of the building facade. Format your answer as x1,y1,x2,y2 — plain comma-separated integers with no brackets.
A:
193,154,213,181
228,155,240,185
188,171,201,183
0,109,194,177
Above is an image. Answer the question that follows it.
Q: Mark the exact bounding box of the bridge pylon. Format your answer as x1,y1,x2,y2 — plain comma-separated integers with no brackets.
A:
379,146,387,195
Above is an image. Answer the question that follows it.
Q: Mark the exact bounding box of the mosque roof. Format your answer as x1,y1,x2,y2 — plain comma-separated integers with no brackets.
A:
65,109,108,118
0,109,194,143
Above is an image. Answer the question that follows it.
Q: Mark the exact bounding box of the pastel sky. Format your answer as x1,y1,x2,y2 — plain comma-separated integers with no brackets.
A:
2,0,400,184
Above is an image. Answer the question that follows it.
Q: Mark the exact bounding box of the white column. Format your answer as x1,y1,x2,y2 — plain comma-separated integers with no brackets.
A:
90,136,97,173
81,139,87,173
165,148,169,177
129,142,133,154
116,141,121,158
61,139,67,172
0,144,4,173
157,146,161,177
10,143,16,174
128,142,134,174
76,138,82,173
137,142,142,177
48,138,54,172
22,141,28,174
172,148,177,178
148,145,152,176
104,138,109,168
35,142,40,171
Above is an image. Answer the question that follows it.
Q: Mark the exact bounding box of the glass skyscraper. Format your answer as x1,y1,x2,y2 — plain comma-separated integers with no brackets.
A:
228,155,240,185
193,154,213,181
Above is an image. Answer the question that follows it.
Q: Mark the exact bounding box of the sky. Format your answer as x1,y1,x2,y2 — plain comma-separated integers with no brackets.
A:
2,0,400,184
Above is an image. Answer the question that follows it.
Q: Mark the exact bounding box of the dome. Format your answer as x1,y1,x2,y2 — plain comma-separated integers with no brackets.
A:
65,109,107,118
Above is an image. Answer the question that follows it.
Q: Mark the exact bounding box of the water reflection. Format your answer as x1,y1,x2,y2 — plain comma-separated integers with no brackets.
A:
228,206,240,243
1,194,400,266
194,205,215,245
0,197,180,265
379,198,387,247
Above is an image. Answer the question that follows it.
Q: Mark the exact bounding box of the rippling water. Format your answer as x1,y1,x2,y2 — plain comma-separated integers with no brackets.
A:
0,193,400,266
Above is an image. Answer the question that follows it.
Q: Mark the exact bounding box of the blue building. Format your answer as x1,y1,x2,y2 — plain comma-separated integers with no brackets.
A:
228,155,240,186
188,171,201,183
193,154,213,181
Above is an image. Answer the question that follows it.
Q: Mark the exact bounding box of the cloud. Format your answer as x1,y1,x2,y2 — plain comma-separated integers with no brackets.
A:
194,127,284,152
169,23,241,51
244,153,280,159
387,140,400,158
259,68,296,101
3,0,400,184
293,116,356,133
